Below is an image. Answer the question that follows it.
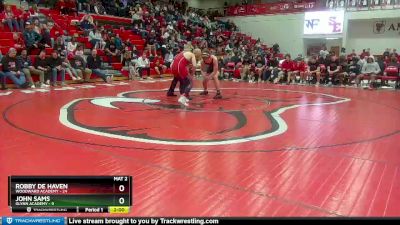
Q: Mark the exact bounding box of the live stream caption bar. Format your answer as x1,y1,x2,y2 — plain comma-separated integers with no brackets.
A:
1,217,223,225
11,207,130,213
4,217,355,225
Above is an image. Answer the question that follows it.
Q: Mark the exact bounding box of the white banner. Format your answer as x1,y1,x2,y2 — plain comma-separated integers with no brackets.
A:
304,10,345,35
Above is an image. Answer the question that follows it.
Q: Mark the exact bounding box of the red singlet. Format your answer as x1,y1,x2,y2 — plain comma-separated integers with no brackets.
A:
171,52,190,78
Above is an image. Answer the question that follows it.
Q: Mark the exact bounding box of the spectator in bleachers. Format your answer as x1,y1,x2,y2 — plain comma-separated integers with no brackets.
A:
306,56,321,86
147,30,158,57
89,29,105,50
347,49,357,60
272,43,280,54
292,57,307,84
80,14,95,30
13,32,25,50
23,21,42,54
252,55,265,83
94,1,107,15
1,48,29,89
71,54,92,82
337,55,348,86
345,57,361,85
360,49,370,59
33,50,51,86
392,49,398,58
62,54,80,81
75,45,85,58
40,24,52,48
376,56,386,74
54,35,66,53
0,0,4,12
355,56,381,89
326,54,342,86
47,50,66,86
2,5,20,32
114,34,123,51
387,56,400,69
276,54,294,84
131,9,143,26
136,52,151,79
154,57,167,78
28,5,40,21
18,49,39,88
383,48,391,58
56,0,67,15
105,37,121,64
164,48,174,68
66,0,78,16
67,37,78,57
87,49,112,83
357,55,368,69
32,18,41,34
121,46,132,65
262,56,278,83
319,46,329,60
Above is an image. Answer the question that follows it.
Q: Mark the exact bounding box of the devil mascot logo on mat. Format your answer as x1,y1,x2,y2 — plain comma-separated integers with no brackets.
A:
59,88,350,146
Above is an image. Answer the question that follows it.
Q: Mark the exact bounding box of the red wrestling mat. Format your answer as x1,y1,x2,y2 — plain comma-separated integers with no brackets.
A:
1,80,400,217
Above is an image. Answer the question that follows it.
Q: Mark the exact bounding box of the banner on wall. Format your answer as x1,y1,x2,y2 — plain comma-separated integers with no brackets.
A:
226,1,317,16
345,0,400,10
227,0,400,17
372,19,400,35
304,10,345,35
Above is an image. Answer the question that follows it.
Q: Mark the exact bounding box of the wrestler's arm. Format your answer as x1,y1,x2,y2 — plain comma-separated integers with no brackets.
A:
209,56,219,77
200,61,207,76
190,54,197,76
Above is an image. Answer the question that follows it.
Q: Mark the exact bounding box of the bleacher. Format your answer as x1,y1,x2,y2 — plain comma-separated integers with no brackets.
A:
0,4,173,86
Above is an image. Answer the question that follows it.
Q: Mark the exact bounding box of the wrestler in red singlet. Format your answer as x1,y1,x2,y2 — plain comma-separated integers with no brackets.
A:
168,49,201,106
171,52,190,78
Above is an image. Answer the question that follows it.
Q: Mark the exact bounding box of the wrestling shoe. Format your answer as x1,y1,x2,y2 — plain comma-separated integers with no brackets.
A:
199,90,208,95
213,93,222,99
178,96,189,107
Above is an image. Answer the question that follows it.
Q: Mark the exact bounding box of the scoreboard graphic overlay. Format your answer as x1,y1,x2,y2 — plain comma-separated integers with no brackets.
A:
8,176,132,213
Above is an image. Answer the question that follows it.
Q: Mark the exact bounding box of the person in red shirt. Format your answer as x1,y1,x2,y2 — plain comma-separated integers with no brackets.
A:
347,49,357,61
56,0,67,15
13,32,25,50
275,54,294,84
360,49,370,59
289,58,307,84
66,0,77,16
153,57,167,78
3,5,20,32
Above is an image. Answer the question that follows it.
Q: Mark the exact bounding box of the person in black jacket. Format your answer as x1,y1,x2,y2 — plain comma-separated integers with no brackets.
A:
263,56,279,82
34,50,51,85
71,55,92,82
345,57,361,85
1,48,29,89
47,50,66,86
18,49,49,88
86,49,112,83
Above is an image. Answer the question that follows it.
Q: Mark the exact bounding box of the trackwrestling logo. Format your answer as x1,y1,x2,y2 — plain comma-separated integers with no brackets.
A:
59,88,350,146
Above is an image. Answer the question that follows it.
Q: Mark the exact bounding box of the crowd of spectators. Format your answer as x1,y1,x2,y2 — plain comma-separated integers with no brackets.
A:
219,47,399,90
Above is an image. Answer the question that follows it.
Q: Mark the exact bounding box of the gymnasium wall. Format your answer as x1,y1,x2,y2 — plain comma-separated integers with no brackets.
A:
222,8,400,56
225,13,306,55
346,18,400,55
